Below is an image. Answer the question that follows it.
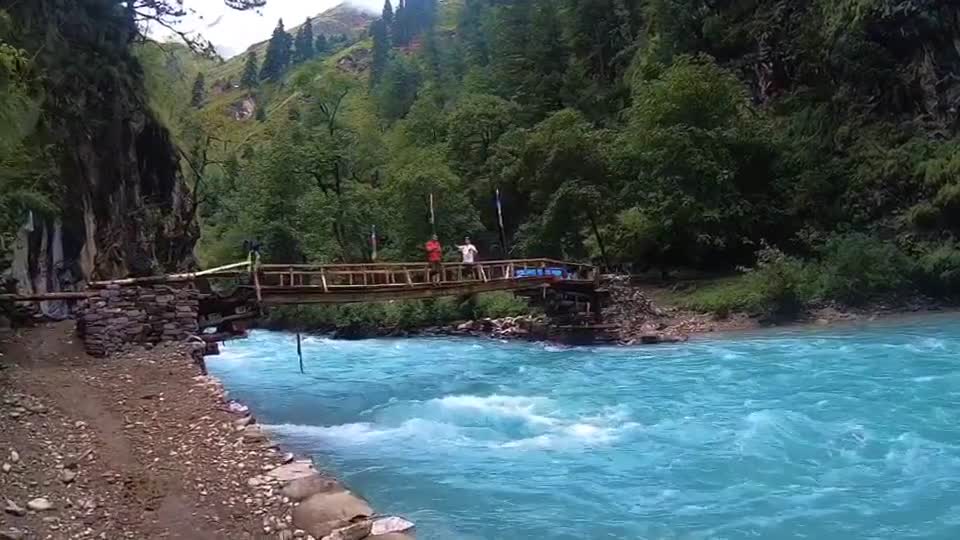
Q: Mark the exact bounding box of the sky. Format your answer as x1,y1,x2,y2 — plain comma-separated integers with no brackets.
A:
154,0,381,58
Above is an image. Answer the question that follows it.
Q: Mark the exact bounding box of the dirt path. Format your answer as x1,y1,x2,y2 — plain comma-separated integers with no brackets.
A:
0,322,290,539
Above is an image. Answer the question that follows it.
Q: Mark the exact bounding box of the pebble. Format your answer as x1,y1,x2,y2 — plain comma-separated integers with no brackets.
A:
27,497,54,511
1,463,10,473
60,469,78,484
3,499,26,516
9,450,19,463
0,527,25,540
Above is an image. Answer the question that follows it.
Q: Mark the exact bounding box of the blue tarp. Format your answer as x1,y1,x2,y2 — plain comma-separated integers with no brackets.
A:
515,267,566,278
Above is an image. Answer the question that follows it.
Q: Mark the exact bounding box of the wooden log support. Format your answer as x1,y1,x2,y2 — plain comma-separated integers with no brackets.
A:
0,292,93,302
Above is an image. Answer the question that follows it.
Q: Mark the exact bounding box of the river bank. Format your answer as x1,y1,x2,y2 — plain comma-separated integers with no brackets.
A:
0,322,413,540
255,282,953,346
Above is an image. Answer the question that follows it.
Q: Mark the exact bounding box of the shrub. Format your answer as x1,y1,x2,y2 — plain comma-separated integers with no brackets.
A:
815,233,911,305
468,292,531,319
916,243,960,297
675,247,814,318
261,293,532,333
751,246,812,317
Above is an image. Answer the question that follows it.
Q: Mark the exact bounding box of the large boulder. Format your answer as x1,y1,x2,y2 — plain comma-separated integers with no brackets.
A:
282,474,345,501
293,491,373,538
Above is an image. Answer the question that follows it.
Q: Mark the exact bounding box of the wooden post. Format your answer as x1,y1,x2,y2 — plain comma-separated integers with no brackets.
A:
297,332,304,374
321,269,329,293
252,264,263,305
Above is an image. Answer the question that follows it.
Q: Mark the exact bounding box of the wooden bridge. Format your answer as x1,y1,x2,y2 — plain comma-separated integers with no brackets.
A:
201,258,599,304
2,258,605,329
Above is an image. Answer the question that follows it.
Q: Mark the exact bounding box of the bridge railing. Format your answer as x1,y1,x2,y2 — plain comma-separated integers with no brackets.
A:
251,258,597,290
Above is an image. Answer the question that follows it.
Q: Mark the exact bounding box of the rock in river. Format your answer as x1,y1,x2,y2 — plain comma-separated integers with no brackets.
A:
281,474,344,502
292,491,372,538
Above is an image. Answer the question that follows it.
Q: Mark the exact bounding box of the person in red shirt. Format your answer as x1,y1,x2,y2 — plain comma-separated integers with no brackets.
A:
425,234,443,283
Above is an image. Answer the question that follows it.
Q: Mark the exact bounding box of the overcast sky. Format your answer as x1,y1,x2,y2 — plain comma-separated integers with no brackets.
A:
155,0,381,58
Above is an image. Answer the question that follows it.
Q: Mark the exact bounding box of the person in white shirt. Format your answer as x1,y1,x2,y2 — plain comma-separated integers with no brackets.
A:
457,237,479,279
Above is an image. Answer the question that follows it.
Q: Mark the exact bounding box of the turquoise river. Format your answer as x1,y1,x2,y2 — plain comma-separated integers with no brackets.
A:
208,316,960,539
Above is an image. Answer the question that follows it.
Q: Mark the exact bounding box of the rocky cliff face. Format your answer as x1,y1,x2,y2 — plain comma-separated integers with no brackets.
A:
4,0,198,310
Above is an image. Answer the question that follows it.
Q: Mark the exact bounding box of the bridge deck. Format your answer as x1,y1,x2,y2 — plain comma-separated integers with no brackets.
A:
202,258,601,305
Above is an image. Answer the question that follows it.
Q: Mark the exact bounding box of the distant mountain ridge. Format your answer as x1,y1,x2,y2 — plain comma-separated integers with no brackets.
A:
228,3,374,60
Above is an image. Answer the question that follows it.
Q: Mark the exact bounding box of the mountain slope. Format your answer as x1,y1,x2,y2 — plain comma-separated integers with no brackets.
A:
206,3,374,86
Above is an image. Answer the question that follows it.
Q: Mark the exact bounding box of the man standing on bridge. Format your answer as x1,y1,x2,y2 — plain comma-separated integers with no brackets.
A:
425,234,443,283
457,237,479,280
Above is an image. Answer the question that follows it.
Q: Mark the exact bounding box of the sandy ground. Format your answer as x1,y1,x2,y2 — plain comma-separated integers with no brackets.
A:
0,321,292,539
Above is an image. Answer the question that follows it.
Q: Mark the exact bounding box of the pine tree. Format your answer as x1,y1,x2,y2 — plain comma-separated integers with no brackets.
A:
315,34,329,55
260,19,293,81
370,18,390,86
241,51,259,89
393,0,407,46
190,72,206,107
382,0,394,27
293,17,315,64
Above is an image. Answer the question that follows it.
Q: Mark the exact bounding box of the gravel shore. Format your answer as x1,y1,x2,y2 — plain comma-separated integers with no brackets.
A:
0,322,412,540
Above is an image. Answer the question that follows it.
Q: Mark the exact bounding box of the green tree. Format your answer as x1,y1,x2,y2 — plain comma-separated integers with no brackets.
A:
241,51,259,88
293,17,315,64
615,56,783,266
376,56,420,122
190,71,205,107
260,19,293,81
315,34,328,55
382,0,394,28
370,18,390,86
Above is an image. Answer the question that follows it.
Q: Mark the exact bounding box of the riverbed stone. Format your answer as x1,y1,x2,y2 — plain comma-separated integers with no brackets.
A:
242,425,268,443
266,460,316,482
322,520,372,540
281,474,345,501
292,492,372,537
371,517,415,536
26,498,53,511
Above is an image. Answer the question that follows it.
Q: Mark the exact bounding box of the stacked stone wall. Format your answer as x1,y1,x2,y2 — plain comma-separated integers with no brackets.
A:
77,284,199,357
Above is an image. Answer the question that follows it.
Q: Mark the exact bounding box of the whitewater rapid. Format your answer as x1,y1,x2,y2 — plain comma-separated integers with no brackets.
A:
208,316,960,539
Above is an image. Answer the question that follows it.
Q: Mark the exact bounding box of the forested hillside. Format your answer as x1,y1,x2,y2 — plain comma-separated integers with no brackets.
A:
169,0,960,312
6,0,960,316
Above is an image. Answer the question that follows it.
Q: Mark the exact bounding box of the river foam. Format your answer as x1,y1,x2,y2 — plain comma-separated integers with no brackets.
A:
209,316,960,540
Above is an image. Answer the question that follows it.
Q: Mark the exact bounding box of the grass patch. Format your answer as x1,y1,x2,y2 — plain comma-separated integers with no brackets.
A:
671,276,771,317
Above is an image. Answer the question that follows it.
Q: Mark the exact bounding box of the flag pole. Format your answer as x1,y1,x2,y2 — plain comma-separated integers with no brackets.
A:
496,188,508,257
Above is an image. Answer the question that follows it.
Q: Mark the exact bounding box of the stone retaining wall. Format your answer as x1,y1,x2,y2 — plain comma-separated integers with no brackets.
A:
77,284,199,357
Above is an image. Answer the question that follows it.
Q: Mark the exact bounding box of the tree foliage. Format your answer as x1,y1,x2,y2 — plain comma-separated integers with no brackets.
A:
178,0,960,303
260,19,292,81
293,17,315,64
240,51,259,88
